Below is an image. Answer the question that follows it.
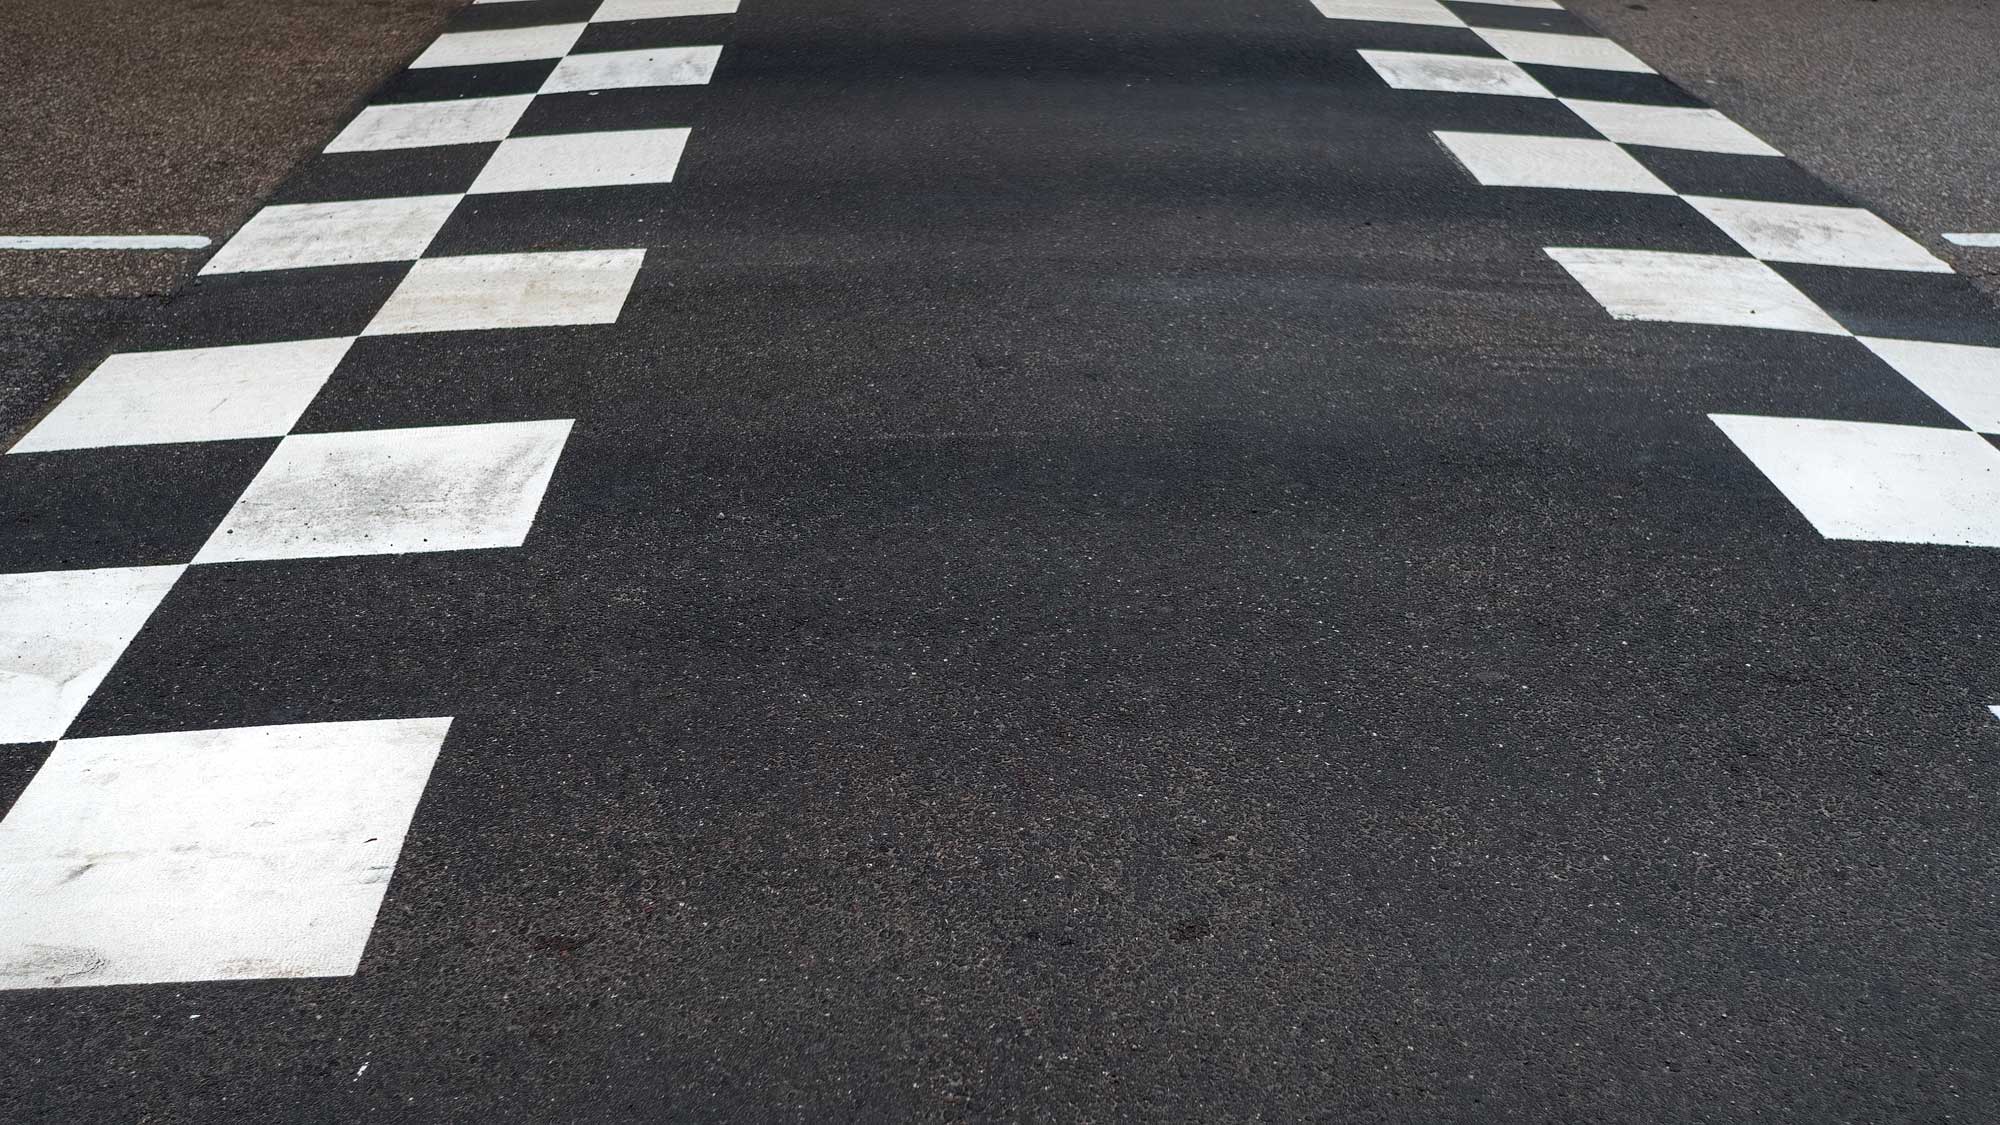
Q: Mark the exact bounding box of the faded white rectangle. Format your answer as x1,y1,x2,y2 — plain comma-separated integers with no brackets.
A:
1545,248,1848,335
468,128,689,194
409,24,585,68
1309,0,1462,26
196,419,575,563
1473,28,1653,73
1434,131,1672,193
592,0,739,21
541,45,723,93
1685,197,1953,273
1858,337,2000,434
1560,99,1780,156
362,249,646,336
11,338,354,453
0,718,451,989
1357,51,1552,98
1711,415,2000,547
0,566,184,744
199,195,461,275
327,96,534,153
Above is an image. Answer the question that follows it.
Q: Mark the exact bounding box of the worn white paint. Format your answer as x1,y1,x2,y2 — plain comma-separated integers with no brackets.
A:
1545,248,1848,335
362,249,645,336
1944,233,2000,248
592,0,739,21
0,717,452,990
410,24,586,68
1473,29,1653,73
0,566,184,744
540,45,723,94
1309,0,1462,26
1357,51,1553,98
0,235,210,251
1560,99,1780,156
1857,337,2000,434
1456,0,1563,7
1685,197,1952,273
199,195,461,275
468,128,689,194
326,96,535,154
1434,131,1672,194
11,338,354,454
195,419,574,563
1710,415,2000,547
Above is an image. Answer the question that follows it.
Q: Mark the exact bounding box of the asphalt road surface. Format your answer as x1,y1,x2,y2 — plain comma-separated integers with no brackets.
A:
4,0,2000,1121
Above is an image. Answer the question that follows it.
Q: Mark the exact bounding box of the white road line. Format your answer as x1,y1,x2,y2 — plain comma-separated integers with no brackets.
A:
0,235,210,251
1358,51,1554,98
467,127,689,193
195,419,575,563
1710,415,2000,548
1857,337,2000,434
10,337,355,454
592,0,740,21
1560,99,1782,157
362,248,647,335
0,566,186,744
409,24,586,69
1544,248,1849,335
1434,131,1674,194
540,44,724,94
199,194,462,275
326,95,535,154
1310,0,1463,26
1684,197,1953,274
0,717,452,989
1944,233,2000,248
1472,28,1655,74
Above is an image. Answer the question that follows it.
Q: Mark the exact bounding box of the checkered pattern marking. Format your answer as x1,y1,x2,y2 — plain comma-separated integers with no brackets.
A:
0,0,742,992
1329,0,2000,552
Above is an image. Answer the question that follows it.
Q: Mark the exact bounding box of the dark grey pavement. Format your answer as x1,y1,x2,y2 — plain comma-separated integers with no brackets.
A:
3,0,2000,1121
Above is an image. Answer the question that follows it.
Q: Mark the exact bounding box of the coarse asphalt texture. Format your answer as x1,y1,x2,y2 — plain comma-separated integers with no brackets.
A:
4,0,2000,1121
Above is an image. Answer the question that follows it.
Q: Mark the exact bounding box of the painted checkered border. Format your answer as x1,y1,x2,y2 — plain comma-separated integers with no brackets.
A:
0,0,742,991
1323,0,2000,553
1319,0,2000,725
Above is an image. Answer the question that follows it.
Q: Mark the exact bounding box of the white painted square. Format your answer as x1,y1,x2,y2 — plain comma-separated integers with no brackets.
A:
326,96,534,153
1560,99,1780,156
10,338,353,454
1357,51,1552,98
408,23,586,68
1710,415,2000,547
0,566,183,744
467,128,689,194
1434,131,1672,193
362,249,646,336
199,195,460,275
1473,28,1653,73
1858,337,2000,434
592,0,739,21
0,717,451,989
195,419,574,563
1545,248,1848,335
1309,0,1462,26
1684,197,1952,273
540,45,723,94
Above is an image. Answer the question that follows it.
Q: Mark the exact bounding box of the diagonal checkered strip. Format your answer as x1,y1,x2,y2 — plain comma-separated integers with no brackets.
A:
0,0,743,991
1331,0,2000,558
